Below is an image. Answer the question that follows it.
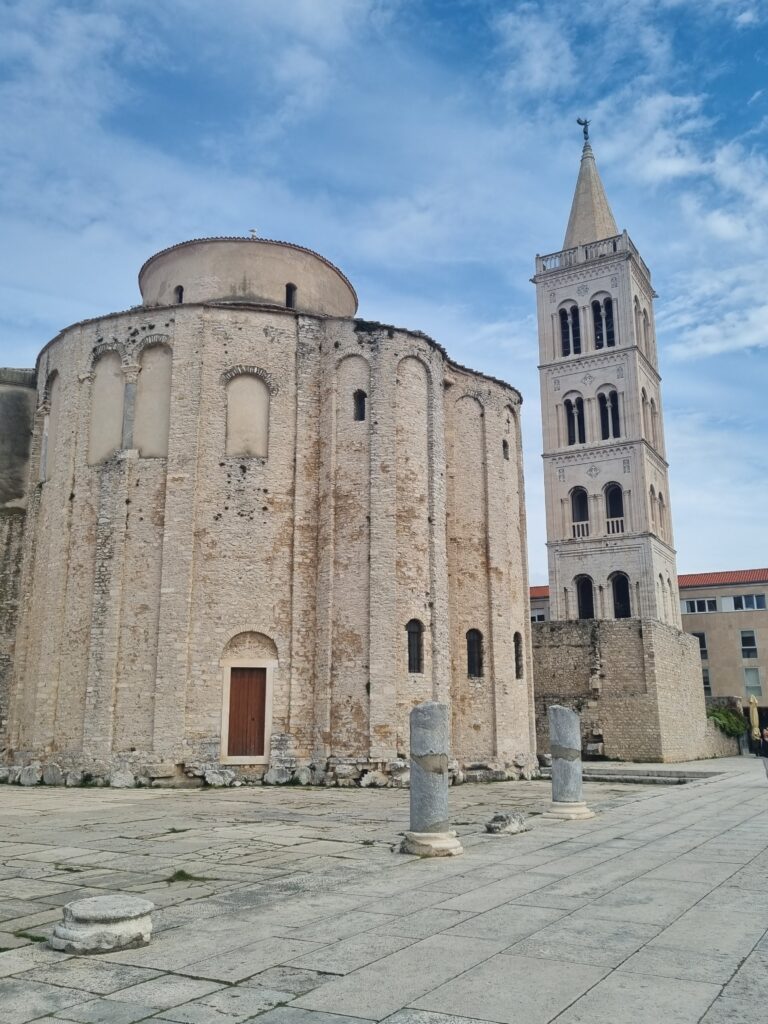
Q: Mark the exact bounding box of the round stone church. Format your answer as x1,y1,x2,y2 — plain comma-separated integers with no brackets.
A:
1,236,536,785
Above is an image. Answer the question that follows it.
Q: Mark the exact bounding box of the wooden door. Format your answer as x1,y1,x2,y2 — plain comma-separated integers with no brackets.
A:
228,667,267,756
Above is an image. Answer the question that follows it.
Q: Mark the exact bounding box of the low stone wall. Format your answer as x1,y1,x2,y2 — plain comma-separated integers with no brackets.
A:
532,618,739,763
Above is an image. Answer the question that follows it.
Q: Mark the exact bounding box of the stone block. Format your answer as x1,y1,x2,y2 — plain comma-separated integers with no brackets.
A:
20,762,43,786
204,768,235,787
0,767,9,783
262,766,293,786
294,767,313,786
109,768,136,789
485,811,531,835
360,770,389,788
50,895,154,955
8,765,21,784
42,764,64,786
65,770,84,787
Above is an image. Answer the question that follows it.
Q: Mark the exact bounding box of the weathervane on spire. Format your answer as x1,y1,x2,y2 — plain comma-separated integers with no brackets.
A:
576,117,590,142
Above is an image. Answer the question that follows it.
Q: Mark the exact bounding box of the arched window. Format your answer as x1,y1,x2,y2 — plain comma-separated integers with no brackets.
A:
225,373,270,457
174,285,184,304
514,631,523,679
565,395,586,446
649,485,657,529
571,487,589,538
634,297,643,352
597,389,620,440
466,629,484,678
502,439,509,461
659,572,668,621
353,389,367,421
657,492,666,539
133,344,172,458
575,575,595,620
605,483,624,532
649,398,659,449
406,619,423,674
592,300,604,350
612,572,631,619
643,310,650,355
641,388,650,439
591,297,615,350
604,297,615,347
285,282,297,309
559,304,581,357
88,351,124,465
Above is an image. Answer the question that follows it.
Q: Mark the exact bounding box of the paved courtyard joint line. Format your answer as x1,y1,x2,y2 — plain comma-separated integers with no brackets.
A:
0,755,766,1023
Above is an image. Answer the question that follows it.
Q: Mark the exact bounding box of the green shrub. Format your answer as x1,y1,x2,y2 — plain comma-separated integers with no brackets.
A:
706,706,747,737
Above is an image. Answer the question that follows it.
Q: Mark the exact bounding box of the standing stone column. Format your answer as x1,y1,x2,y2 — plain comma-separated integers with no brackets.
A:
401,701,463,857
544,704,594,820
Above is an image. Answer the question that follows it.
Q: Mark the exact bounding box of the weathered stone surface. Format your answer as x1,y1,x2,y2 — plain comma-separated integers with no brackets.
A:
65,770,84,787
109,768,135,789
263,766,293,786
295,767,314,786
20,762,42,786
8,765,21,784
42,764,64,786
0,767,9,783
204,768,235,787
485,811,531,835
401,701,463,857
50,895,154,955
360,770,389,788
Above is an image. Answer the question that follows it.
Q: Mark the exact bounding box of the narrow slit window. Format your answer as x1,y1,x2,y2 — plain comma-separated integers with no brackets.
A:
174,285,184,304
353,389,367,421
559,308,570,357
592,300,604,349
514,631,523,679
466,629,484,678
502,439,509,460
575,397,586,444
605,298,615,346
285,282,297,309
406,619,424,673
570,305,581,354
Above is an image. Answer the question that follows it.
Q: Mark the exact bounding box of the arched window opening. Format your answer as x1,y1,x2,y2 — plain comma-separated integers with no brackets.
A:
641,388,650,439
657,492,666,539
134,344,172,458
174,285,184,304
592,300,604,350
575,575,595,620
559,305,580,356
571,486,589,538
466,629,484,678
649,485,657,529
604,297,615,347
353,389,367,421
605,483,624,533
514,631,524,679
643,310,650,354
610,390,620,437
659,573,668,621
598,389,620,441
612,573,631,619
226,374,270,457
285,282,297,309
559,308,570,357
565,396,586,446
598,392,609,439
634,298,643,352
649,398,659,449
406,619,423,674
502,438,509,460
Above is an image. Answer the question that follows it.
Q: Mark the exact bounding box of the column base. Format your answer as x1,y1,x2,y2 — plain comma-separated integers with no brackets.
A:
541,801,595,821
400,830,464,857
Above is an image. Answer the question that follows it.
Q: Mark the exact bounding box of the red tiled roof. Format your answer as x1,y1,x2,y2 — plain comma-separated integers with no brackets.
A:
677,569,768,589
529,569,768,600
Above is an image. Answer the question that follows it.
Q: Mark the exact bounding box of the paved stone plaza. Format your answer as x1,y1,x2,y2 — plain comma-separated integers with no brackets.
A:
0,756,766,1023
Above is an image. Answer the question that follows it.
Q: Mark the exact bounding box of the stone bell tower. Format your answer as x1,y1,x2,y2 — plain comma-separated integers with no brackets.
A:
532,130,681,627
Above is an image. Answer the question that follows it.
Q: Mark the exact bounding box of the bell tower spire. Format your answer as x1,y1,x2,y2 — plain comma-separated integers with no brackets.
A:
563,122,618,249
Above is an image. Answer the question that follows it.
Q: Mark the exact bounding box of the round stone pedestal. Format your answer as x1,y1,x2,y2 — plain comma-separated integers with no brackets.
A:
542,801,595,821
401,830,464,857
50,895,154,954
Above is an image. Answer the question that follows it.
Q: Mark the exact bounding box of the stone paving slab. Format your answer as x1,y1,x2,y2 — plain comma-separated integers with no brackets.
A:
0,756,767,1024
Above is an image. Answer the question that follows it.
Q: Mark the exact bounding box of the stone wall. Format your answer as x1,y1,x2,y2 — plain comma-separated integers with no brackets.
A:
6,297,536,782
532,618,738,762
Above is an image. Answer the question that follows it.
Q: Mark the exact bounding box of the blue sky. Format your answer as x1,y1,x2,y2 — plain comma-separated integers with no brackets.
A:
1,0,767,582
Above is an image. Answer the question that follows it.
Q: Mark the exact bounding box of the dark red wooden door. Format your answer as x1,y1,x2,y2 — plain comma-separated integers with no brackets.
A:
228,668,266,756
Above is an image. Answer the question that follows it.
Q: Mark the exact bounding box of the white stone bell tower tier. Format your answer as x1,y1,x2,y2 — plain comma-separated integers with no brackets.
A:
532,140,680,627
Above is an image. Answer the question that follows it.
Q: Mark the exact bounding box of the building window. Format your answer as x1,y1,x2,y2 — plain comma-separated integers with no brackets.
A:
285,283,297,308
598,389,621,440
722,593,767,611
514,631,523,679
466,629,484,678
225,373,270,458
531,611,546,623
605,483,624,533
591,297,615,350
745,667,762,698
692,632,708,659
353,389,367,421
565,396,586,446
575,575,594,620
702,668,711,696
406,619,424,674
611,573,631,619
682,598,717,614
559,305,581,357
133,344,172,458
174,285,184,304
571,487,589,538
741,630,758,659
502,439,509,460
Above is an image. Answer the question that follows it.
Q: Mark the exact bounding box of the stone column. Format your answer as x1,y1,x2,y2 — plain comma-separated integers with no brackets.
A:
544,704,594,820
401,701,463,856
